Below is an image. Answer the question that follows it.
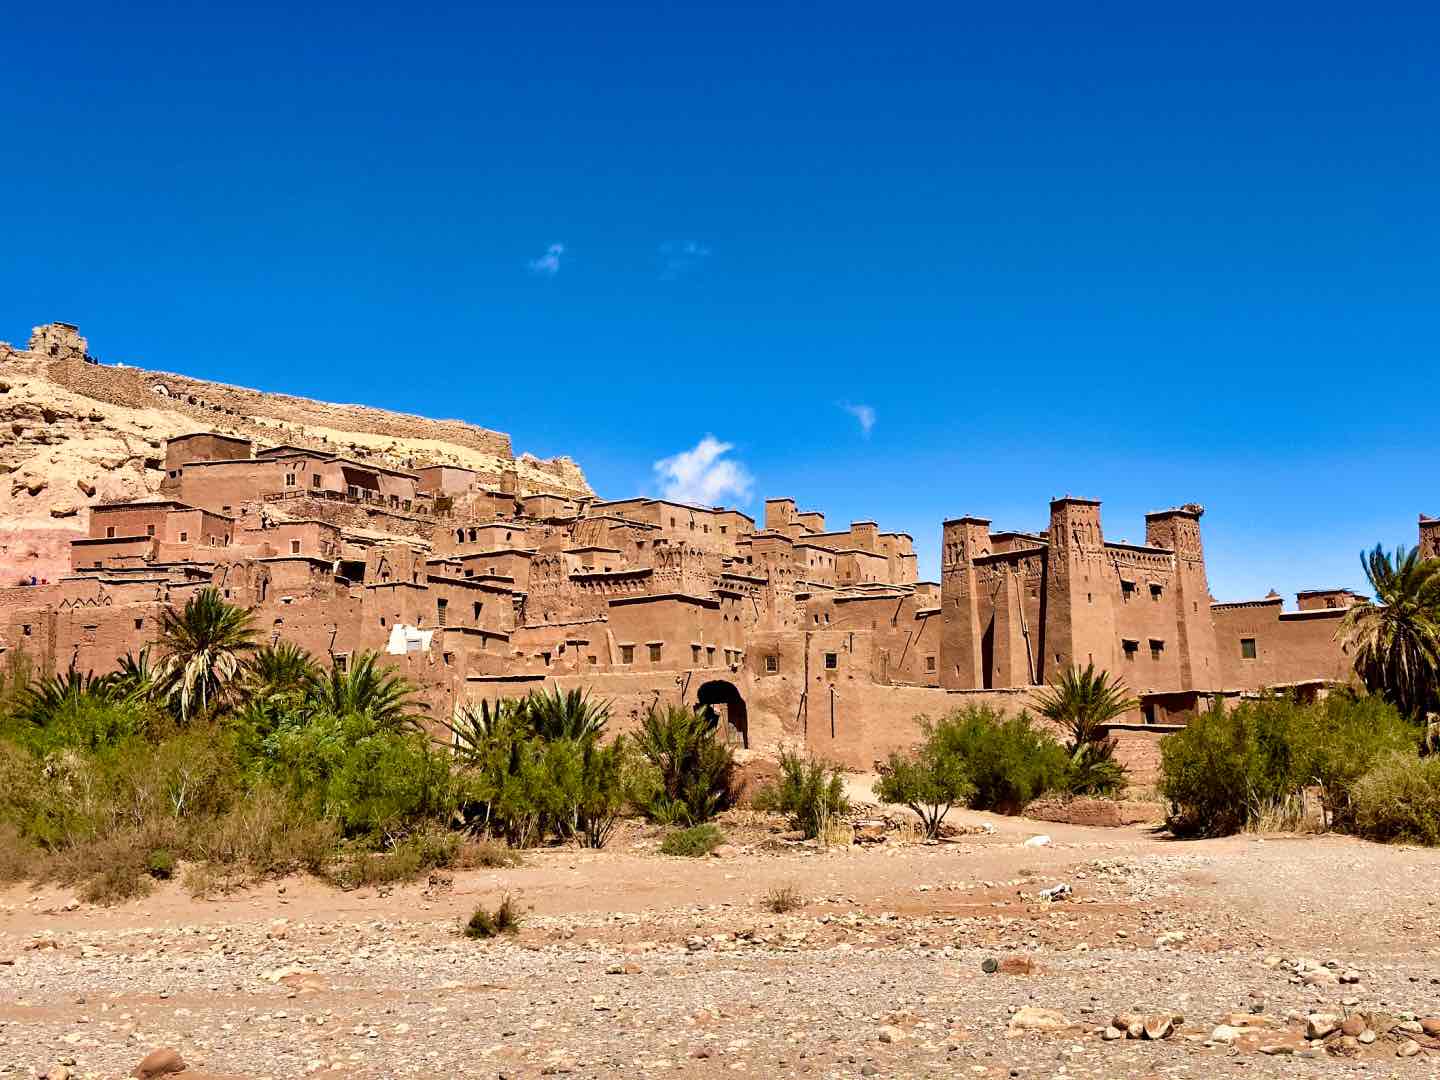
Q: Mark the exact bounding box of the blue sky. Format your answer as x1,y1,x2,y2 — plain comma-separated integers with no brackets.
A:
3,2,1438,600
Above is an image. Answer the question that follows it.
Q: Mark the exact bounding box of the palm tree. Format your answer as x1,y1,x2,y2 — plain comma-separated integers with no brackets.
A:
521,686,609,742
1034,662,1137,796
111,646,160,701
1338,544,1440,719
153,587,258,721
312,651,426,733
243,641,319,700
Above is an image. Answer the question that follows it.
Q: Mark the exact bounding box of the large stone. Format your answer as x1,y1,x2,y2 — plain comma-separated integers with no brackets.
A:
1421,1018,1440,1037
1306,1013,1341,1039
1339,1015,1367,1038
1397,1039,1421,1058
131,1048,186,1079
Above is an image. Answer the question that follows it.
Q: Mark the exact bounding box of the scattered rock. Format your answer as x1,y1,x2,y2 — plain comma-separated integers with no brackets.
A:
877,1024,904,1043
998,955,1037,975
1397,1039,1421,1058
1102,1025,1125,1041
1339,1014,1367,1038
1021,835,1051,848
1306,1013,1340,1039
1422,1018,1440,1037
1008,1007,1070,1033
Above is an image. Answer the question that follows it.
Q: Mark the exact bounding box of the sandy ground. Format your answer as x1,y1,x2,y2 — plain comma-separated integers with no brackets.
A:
4,799,1440,1080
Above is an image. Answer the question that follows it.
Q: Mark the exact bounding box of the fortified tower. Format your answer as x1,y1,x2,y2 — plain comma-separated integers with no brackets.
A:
1421,515,1440,561
939,516,991,689
1042,497,1115,680
1145,504,1220,690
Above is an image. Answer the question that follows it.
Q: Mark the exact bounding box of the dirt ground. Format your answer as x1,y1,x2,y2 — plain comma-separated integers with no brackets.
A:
4,787,1440,1080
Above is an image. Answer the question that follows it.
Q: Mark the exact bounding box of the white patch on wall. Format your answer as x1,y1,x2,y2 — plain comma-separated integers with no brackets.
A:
386,623,433,655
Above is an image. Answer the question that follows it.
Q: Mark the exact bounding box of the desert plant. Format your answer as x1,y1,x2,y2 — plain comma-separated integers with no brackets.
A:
763,883,804,913
874,733,975,839
310,652,427,734
145,848,177,879
463,895,522,938
521,685,609,742
243,641,319,699
8,668,153,753
1034,663,1136,796
756,749,849,838
1349,751,1440,845
659,822,724,857
633,705,737,825
1338,545,1440,720
457,837,524,868
152,587,258,720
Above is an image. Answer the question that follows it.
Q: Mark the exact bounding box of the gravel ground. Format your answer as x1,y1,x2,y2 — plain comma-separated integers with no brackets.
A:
3,809,1439,1079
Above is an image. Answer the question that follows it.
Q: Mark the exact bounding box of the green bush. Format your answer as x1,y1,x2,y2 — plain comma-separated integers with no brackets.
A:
1350,752,1440,845
939,707,1069,812
464,895,522,939
633,706,737,825
755,750,849,838
1159,694,1420,837
146,849,177,879
874,738,975,838
660,822,724,857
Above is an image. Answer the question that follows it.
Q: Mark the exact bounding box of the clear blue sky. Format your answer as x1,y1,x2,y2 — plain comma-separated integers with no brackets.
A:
4,2,1437,600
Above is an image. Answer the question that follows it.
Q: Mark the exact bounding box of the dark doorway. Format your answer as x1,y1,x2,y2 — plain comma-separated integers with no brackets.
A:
696,679,748,749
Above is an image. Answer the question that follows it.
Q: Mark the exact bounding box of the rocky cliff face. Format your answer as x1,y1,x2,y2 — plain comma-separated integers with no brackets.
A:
0,323,592,581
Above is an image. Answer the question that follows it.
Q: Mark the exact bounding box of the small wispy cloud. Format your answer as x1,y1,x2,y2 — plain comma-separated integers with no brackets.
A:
653,435,753,506
842,402,876,437
659,240,712,280
528,242,566,277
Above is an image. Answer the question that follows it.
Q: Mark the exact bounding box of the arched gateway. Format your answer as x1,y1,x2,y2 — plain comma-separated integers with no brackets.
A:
695,679,748,749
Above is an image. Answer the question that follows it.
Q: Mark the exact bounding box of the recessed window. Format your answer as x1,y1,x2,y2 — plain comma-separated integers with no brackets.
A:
1120,580,1136,602
147,524,155,537
1150,583,1163,601
436,598,448,626
1240,637,1257,660
649,643,662,663
706,646,716,665
765,654,779,673
290,539,301,554
285,473,296,486
105,526,116,538
926,655,937,672
134,618,143,630
179,531,188,542
621,644,635,665
334,653,349,672
312,474,321,487
693,644,702,664
1122,639,1139,661
1149,638,1165,660
824,652,838,670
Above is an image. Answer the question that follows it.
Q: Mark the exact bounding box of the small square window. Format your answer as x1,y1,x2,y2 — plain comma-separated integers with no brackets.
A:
1149,638,1165,659
765,654,779,673
824,652,838,670
290,539,301,554
312,474,321,487
621,644,635,665
926,655,937,672
1150,583,1163,601
649,643,662,663
1120,580,1136,601
179,531,188,542
1240,637,1257,660
134,618,143,630
105,525,116,538
22,624,32,636
1122,639,1139,660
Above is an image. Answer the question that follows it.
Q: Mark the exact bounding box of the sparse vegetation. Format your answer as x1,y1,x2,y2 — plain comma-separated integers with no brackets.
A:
754,749,849,838
660,822,724,857
763,883,803,913
463,895,523,939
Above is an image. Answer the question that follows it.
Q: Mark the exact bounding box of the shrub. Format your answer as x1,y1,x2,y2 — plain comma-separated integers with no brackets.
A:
1350,752,1440,845
146,849,177,879
755,750,849,839
328,829,460,889
633,706,737,825
457,837,523,869
763,883,803,914
1160,694,1420,837
874,741,975,839
464,895,522,939
660,822,724,857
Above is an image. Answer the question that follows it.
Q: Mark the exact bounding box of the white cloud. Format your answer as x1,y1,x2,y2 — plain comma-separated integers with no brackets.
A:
653,435,753,506
842,402,876,437
659,240,712,280
528,242,566,276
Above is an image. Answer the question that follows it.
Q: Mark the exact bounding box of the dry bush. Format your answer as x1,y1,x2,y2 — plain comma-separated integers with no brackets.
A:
464,894,522,939
763,883,803,914
660,822,724,857
457,837,523,869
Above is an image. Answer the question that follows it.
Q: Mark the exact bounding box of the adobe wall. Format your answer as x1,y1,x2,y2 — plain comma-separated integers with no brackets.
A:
1212,601,1352,690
